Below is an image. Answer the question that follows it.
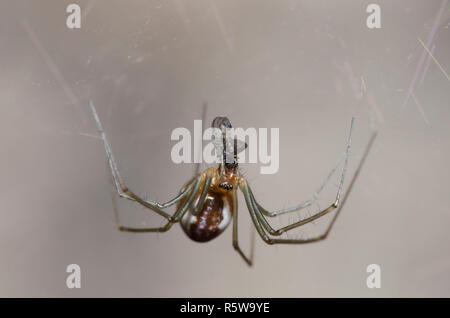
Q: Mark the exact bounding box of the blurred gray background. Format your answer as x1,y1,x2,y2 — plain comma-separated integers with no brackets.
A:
1,0,449,297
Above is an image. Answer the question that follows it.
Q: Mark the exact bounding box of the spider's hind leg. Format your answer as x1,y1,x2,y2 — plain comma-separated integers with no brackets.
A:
110,175,203,233
232,193,255,266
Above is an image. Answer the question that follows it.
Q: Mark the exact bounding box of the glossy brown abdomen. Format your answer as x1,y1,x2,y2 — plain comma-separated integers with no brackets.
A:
180,189,235,242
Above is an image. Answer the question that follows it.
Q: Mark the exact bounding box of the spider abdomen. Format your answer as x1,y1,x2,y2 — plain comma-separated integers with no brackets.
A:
180,190,235,242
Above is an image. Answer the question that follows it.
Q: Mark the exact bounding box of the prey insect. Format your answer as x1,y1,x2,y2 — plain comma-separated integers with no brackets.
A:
89,101,376,266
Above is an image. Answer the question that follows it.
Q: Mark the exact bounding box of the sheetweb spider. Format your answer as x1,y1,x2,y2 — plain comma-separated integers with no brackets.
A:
89,101,377,266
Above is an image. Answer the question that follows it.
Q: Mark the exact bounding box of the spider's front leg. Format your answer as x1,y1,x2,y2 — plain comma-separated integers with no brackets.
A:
89,100,202,232
240,120,377,245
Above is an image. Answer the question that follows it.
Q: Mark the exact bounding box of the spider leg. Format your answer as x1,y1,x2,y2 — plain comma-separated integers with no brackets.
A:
248,117,354,235
232,193,255,266
257,118,355,217
257,157,343,217
250,187,336,236
240,182,274,244
192,173,212,214
113,176,203,233
89,100,194,221
240,130,377,244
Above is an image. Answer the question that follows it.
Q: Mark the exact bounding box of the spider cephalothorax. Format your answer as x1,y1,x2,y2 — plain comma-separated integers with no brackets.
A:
90,100,376,266
178,117,242,242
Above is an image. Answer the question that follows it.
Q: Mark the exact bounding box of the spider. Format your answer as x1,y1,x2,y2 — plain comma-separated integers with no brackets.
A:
89,101,376,266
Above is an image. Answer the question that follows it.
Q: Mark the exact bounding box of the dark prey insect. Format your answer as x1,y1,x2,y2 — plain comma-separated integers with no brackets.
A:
89,101,377,266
